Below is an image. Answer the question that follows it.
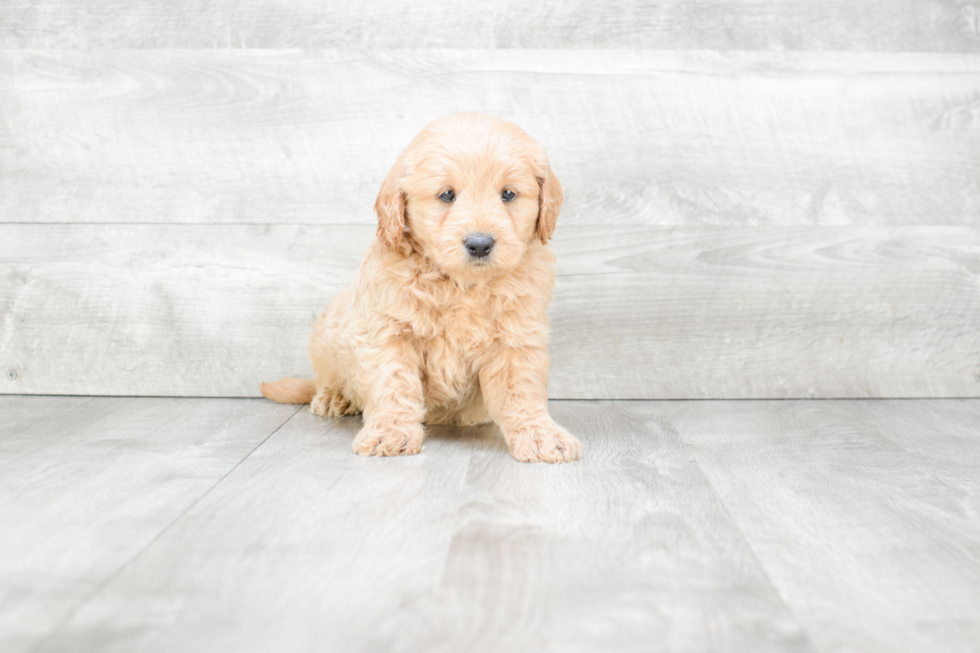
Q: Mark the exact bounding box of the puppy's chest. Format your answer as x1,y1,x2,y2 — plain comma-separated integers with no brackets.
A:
416,302,496,394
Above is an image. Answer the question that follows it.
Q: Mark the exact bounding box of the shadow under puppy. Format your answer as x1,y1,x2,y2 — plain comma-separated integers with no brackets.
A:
261,113,580,463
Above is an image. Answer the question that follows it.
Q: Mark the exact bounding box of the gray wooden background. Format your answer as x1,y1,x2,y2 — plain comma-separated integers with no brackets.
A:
1,1,979,399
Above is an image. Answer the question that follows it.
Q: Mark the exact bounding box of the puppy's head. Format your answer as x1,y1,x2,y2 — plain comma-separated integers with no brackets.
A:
375,113,562,280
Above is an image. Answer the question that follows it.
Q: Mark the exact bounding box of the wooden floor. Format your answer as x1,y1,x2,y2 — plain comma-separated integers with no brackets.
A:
2,397,979,653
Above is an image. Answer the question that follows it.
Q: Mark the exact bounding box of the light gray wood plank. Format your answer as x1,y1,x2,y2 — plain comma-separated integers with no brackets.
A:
838,399,980,509
551,225,980,399
662,399,980,653
0,223,368,397
2,224,978,399
0,396,297,653
415,402,810,652
2,0,979,51
33,408,477,653
31,401,812,653
2,50,979,227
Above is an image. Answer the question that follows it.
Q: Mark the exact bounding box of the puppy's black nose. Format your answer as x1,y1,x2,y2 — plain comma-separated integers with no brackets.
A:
464,233,495,258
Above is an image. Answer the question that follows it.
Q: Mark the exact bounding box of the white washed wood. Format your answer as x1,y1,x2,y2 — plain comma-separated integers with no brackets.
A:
2,224,978,399
0,224,368,397
32,401,810,653
417,401,809,652
0,396,297,653
2,0,979,50
839,399,980,505
551,224,980,399
662,399,980,653
33,408,476,653
2,50,979,227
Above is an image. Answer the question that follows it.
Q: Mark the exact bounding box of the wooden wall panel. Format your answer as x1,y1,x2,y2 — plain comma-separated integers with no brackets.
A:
2,224,977,399
3,6,978,400
2,0,979,51
2,51,979,227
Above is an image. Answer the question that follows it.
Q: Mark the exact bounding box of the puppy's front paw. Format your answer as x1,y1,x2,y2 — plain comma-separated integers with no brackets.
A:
507,420,581,463
353,422,424,457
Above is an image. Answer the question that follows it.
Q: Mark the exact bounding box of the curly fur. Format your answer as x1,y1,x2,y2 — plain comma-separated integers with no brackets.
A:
261,113,580,463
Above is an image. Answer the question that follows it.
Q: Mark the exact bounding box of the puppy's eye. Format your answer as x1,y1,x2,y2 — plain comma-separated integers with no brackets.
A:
439,190,456,203
501,190,516,202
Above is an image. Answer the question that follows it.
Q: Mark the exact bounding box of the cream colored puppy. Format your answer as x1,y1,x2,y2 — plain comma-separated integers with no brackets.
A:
261,113,580,463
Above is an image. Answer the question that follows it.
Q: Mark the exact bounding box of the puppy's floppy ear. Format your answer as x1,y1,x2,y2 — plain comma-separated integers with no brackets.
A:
536,161,563,245
375,159,407,251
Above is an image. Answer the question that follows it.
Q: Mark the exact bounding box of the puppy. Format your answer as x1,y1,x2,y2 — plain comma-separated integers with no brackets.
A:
261,113,580,463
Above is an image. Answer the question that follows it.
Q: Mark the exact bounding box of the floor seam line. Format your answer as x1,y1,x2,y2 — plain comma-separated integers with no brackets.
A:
676,436,821,653
27,404,303,653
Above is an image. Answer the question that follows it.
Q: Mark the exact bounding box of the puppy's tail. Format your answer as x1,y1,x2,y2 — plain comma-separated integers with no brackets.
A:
260,377,316,404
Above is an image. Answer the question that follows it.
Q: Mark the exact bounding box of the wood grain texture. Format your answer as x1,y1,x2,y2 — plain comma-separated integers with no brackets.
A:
416,401,810,652
2,224,978,399
33,408,478,653
552,225,980,399
839,399,980,504
2,0,980,51
661,399,980,653
0,396,297,653
30,401,811,653
2,50,979,227
5,398,979,651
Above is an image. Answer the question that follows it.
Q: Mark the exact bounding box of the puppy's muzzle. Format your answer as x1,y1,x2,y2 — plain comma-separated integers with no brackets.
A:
464,233,495,259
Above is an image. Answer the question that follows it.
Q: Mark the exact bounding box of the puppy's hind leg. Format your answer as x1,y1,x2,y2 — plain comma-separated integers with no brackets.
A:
310,386,361,417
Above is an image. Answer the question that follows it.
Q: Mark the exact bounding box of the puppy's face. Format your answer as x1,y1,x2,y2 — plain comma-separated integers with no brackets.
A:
375,114,562,281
